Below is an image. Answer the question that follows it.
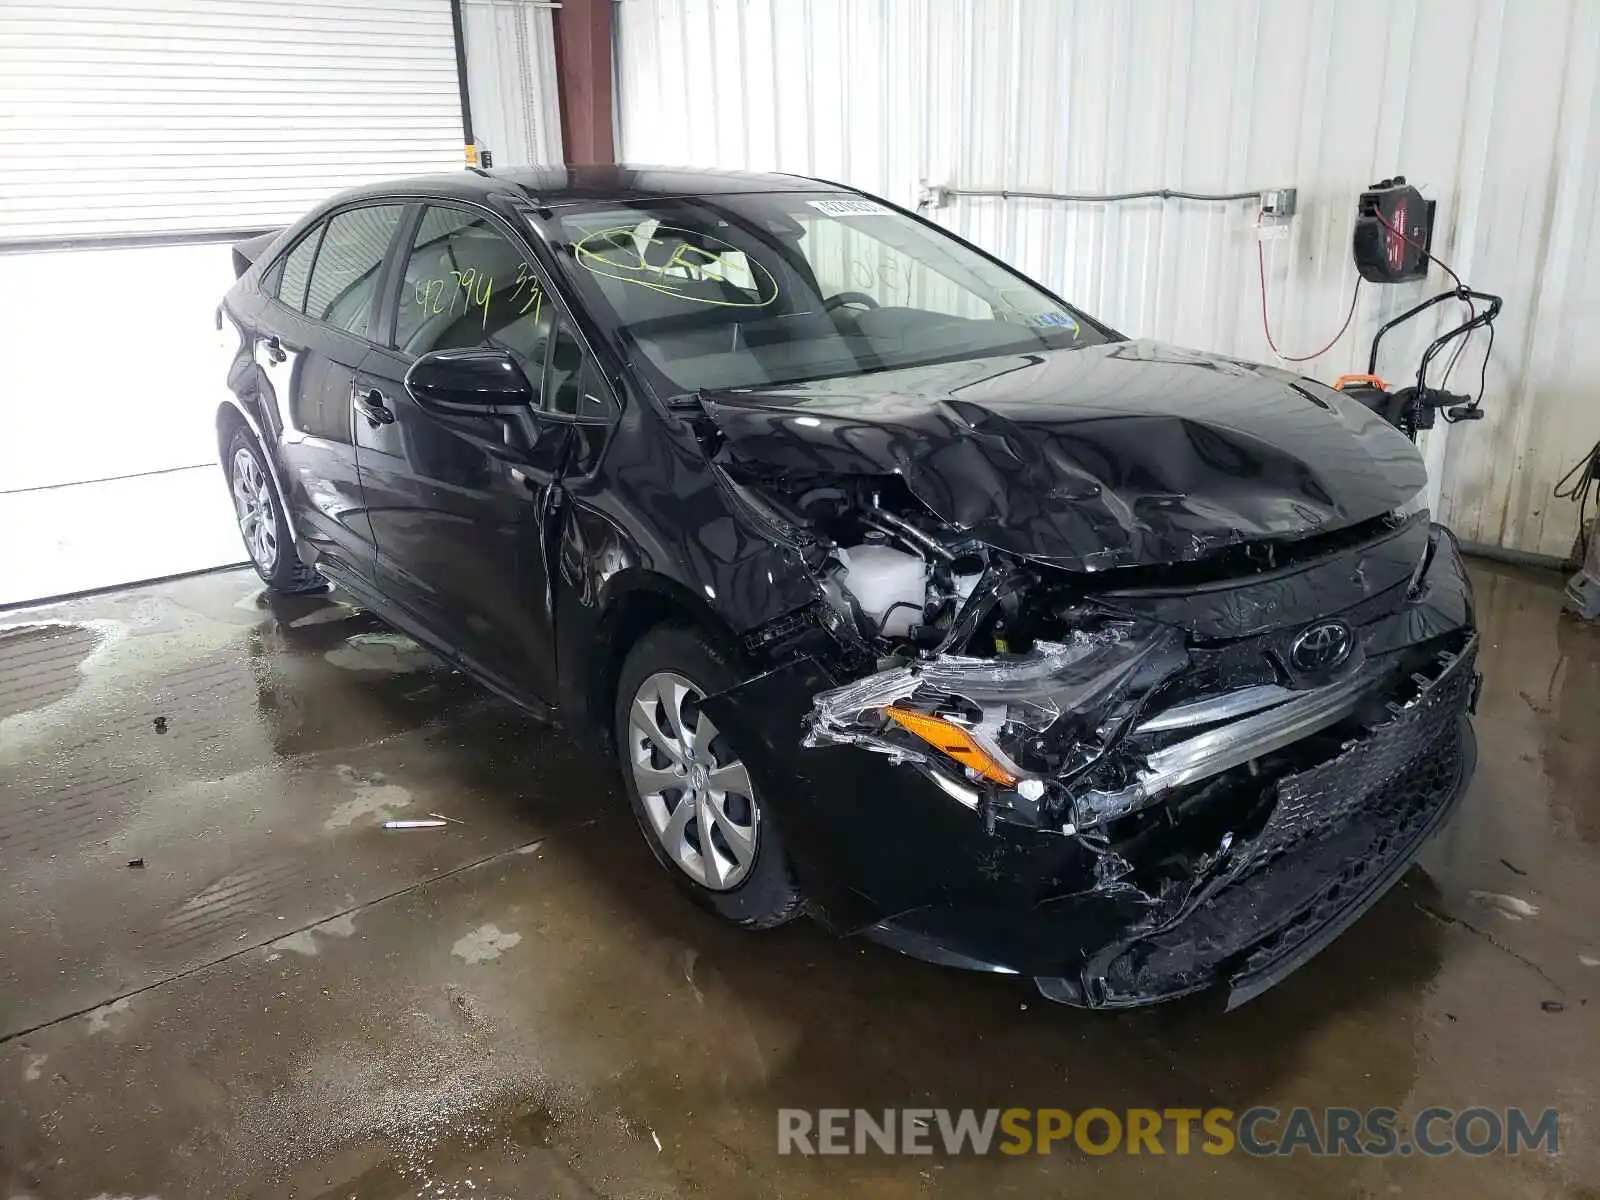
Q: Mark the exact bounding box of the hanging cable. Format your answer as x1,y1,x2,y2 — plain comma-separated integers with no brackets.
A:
1458,322,1495,420
1255,214,1362,361
1553,437,1600,560
1440,320,1472,387
1430,291,1477,397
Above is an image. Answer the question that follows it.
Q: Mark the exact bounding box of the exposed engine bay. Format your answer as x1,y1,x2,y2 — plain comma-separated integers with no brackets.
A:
731,468,1164,646
726,470,1179,812
753,471,1086,655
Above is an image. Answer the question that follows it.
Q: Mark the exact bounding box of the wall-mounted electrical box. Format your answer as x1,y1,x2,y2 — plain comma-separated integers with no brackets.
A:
1259,188,1297,218
1353,176,1435,283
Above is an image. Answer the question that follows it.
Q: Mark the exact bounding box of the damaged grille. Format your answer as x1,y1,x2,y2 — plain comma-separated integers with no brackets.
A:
1237,638,1474,871
1154,576,1418,710
1097,638,1476,1003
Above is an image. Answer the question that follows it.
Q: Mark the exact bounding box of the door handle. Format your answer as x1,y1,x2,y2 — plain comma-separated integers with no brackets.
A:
261,334,286,364
352,385,395,426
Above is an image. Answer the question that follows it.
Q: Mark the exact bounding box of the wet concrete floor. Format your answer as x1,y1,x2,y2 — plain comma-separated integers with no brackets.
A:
1,562,1597,1198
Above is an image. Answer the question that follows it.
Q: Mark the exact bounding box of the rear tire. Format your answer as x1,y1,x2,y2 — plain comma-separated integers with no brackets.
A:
614,624,803,929
225,428,322,594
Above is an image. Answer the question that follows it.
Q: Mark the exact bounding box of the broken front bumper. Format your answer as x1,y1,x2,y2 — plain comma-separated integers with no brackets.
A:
850,633,1478,1007
1052,636,1477,1008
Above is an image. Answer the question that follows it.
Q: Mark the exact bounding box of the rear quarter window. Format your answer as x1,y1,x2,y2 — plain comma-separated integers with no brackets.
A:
274,227,322,313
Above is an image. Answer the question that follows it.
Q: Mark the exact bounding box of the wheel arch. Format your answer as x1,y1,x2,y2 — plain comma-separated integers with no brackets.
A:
579,571,750,759
216,397,305,554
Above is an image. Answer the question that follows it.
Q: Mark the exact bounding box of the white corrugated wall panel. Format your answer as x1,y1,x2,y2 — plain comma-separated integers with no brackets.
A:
461,0,563,165
616,0,1600,561
0,0,465,241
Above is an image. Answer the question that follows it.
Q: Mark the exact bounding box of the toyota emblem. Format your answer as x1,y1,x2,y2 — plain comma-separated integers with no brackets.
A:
1290,621,1353,672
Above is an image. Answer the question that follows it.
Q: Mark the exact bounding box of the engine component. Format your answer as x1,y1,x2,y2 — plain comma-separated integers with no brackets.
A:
863,504,957,561
1353,177,1435,283
835,543,926,638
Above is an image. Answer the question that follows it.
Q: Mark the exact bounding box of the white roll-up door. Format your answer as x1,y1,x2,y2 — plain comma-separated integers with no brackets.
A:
460,0,564,168
0,0,473,603
0,0,467,245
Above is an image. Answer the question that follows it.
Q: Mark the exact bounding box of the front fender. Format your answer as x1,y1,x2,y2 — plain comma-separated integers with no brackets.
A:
551,503,763,738
552,454,827,721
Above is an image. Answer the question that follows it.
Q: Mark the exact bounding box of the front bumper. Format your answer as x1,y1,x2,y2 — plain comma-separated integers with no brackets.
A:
1050,644,1477,1008
863,635,1478,1007
1218,719,1474,1010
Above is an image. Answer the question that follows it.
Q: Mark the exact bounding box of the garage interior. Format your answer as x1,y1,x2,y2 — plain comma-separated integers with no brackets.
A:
3,1,1600,1196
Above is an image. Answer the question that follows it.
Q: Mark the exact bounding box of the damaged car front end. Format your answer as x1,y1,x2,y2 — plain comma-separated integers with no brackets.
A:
798,527,1476,1009
690,349,1479,1011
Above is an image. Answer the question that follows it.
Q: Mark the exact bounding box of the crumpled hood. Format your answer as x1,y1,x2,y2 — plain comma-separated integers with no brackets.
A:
703,339,1427,570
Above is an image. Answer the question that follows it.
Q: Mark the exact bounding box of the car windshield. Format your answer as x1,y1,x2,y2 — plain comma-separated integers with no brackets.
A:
543,192,1110,394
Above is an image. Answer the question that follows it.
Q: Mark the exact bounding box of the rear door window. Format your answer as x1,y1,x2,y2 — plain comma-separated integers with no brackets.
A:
303,204,406,338
393,205,555,394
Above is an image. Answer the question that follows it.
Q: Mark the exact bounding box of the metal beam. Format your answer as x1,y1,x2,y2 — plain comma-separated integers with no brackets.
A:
551,0,614,165
449,0,478,165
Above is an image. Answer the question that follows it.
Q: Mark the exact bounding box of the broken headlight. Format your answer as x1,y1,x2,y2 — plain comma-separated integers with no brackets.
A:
804,618,1185,820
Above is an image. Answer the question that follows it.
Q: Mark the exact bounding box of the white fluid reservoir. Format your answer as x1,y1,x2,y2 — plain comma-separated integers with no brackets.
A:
836,544,926,637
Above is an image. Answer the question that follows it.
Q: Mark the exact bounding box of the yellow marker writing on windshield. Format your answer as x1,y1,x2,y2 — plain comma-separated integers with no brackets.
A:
575,225,779,308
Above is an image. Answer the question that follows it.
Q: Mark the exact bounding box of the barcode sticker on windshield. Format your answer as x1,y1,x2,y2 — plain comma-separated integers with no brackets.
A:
807,199,891,217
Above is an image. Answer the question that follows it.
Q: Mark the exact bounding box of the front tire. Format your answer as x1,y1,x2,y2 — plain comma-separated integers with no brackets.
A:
225,428,321,593
614,625,803,928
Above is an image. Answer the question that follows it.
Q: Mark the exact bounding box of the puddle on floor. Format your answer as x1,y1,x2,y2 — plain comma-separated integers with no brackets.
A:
0,621,103,720
325,631,438,673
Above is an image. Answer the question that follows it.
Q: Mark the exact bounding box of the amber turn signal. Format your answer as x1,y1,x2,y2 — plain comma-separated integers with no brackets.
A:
883,706,1019,786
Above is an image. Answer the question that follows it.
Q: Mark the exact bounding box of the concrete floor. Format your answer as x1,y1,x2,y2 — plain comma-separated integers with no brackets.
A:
1,562,1597,1198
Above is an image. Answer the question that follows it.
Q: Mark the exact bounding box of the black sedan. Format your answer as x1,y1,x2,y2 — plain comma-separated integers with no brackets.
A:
216,166,1478,1008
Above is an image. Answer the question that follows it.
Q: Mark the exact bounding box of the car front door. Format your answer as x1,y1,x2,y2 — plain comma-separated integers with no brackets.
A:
353,203,603,704
253,203,406,583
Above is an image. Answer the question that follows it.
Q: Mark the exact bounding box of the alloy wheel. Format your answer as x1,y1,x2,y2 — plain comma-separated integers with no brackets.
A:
231,445,278,573
628,670,759,890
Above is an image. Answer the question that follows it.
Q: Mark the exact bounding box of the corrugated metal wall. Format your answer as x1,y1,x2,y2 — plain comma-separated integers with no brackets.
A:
616,0,1600,561
0,0,466,242
462,0,564,165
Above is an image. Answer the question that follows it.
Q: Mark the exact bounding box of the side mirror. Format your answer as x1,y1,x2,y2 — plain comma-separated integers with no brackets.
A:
404,347,534,417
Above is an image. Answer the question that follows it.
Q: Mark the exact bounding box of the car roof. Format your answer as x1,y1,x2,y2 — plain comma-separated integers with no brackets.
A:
330,164,847,210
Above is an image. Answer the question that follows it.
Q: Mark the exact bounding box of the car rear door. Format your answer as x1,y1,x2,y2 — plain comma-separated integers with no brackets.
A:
353,202,582,703
252,202,407,583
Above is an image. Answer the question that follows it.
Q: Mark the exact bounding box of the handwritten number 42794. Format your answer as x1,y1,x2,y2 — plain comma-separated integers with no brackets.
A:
413,264,543,331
